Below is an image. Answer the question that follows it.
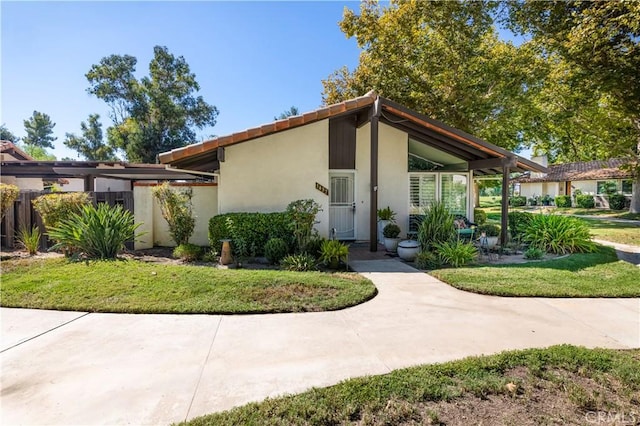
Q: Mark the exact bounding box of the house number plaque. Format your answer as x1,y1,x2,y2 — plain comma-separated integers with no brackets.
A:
315,182,329,196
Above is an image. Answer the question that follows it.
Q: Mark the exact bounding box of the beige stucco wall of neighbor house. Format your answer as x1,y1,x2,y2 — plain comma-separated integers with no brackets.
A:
0,175,44,191
572,180,598,195
219,120,330,237
519,182,544,199
133,183,218,249
95,178,131,192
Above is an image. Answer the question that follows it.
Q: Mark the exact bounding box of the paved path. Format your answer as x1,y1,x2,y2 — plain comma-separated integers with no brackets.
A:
1,260,639,425
594,239,640,266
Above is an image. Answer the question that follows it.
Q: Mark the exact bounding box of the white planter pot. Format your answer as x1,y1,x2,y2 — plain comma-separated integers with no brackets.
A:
384,237,400,252
378,220,391,244
486,236,499,249
397,240,421,261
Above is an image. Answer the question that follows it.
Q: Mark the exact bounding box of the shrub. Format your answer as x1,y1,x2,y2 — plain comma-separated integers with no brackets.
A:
417,201,456,252
0,183,19,220
319,239,349,269
303,235,325,259
202,249,219,263
524,247,545,260
208,212,292,256
264,237,289,264
17,225,41,255
287,199,322,253
608,193,627,211
47,203,143,259
377,206,396,221
281,253,317,271
576,194,595,209
473,208,487,225
509,196,526,207
477,223,500,237
173,243,202,262
523,214,596,255
152,183,195,246
434,240,477,267
555,195,572,208
508,211,533,240
383,223,401,238
415,251,442,270
32,192,91,229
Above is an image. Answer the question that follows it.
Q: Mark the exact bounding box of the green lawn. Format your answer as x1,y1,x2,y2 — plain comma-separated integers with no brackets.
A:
553,207,640,221
0,258,376,314
178,345,640,426
431,246,640,297
582,218,640,246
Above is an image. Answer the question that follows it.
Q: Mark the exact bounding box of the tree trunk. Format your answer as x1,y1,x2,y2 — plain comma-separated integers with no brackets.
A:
630,119,640,214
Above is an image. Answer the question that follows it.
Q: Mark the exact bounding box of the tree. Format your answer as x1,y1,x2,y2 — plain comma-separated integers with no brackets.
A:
322,0,545,151
21,145,56,161
274,106,300,120
64,114,118,161
0,124,19,142
505,1,640,211
86,46,219,163
22,111,57,149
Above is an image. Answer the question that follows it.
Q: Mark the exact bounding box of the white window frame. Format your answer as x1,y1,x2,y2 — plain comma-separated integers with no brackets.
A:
408,172,471,218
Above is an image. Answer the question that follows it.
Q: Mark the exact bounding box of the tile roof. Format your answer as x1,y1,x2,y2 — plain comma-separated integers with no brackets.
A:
513,158,634,183
0,140,33,161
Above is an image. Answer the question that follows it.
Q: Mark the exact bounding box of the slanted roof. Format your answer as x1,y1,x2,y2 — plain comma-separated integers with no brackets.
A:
158,91,546,175
0,141,34,161
513,158,633,183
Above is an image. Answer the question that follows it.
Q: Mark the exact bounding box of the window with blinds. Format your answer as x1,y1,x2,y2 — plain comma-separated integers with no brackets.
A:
441,174,468,216
409,173,468,216
409,173,437,214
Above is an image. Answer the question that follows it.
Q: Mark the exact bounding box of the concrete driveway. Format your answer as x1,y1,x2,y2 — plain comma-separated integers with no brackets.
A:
2,259,639,425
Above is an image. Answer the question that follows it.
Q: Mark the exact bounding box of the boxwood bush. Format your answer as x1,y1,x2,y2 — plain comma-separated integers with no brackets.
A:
509,196,527,207
507,211,533,240
576,194,595,209
208,212,293,256
264,237,290,264
608,193,627,211
554,195,572,208
473,208,487,225
32,192,91,229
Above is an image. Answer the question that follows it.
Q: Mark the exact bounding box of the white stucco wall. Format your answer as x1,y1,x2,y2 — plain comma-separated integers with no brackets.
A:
134,183,218,249
0,175,43,191
354,123,371,241
519,182,544,199
219,120,330,236
95,178,131,192
572,180,598,195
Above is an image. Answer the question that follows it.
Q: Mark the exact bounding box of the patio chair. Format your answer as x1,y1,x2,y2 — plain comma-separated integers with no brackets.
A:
453,215,477,242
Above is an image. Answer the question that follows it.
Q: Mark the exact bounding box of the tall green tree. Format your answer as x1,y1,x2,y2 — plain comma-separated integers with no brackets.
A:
86,46,219,163
505,0,640,211
22,111,57,149
322,0,545,151
64,114,118,161
274,106,300,120
21,145,56,161
0,124,19,142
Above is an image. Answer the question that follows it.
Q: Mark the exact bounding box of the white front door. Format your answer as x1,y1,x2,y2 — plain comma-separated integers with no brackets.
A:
329,173,356,240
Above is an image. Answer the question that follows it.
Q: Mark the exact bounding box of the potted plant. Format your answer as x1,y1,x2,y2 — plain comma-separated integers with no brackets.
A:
383,223,401,252
397,239,420,261
477,224,500,249
377,206,396,243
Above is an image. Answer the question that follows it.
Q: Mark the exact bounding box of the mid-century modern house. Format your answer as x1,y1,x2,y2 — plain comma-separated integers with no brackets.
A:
160,91,545,249
515,157,634,208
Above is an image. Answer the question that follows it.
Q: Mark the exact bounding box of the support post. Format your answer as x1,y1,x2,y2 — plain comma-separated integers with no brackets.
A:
501,165,510,247
369,99,381,252
84,175,95,192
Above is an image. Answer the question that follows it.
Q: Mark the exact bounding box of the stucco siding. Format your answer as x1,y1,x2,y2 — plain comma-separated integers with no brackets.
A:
378,123,409,238
354,124,371,241
219,120,330,236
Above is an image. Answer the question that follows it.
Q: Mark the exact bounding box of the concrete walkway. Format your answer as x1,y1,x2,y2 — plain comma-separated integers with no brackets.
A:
594,239,640,266
1,260,639,425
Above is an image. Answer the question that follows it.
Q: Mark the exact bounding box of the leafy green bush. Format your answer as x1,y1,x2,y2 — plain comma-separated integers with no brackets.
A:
202,249,219,263
524,214,596,255
208,212,293,256
17,225,41,255
303,235,325,259
509,196,526,207
47,203,143,259
415,251,442,270
608,194,627,211
377,206,396,221
264,237,289,264
173,243,202,262
524,247,545,260
319,239,349,269
434,240,478,267
280,253,317,271
152,183,195,246
508,211,533,240
473,208,487,225
0,183,19,220
287,199,322,253
417,201,455,252
576,194,595,209
555,195,572,208
477,223,500,237
383,223,401,238
32,192,91,229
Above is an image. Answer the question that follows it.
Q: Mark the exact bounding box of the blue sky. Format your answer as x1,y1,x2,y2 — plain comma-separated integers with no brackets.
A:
1,1,361,160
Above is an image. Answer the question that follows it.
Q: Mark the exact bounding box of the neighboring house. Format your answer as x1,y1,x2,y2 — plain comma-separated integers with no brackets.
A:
0,140,44,191
514,156,634,208
160,91,545,249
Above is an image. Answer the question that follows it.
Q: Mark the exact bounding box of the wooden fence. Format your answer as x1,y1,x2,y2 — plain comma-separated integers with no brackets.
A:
1,191,134,250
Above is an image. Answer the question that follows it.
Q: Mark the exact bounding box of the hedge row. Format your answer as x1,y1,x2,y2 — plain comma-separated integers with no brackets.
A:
208,212,293,257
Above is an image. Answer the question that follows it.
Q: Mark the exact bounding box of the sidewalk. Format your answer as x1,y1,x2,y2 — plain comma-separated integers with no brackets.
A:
1,260,639,425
